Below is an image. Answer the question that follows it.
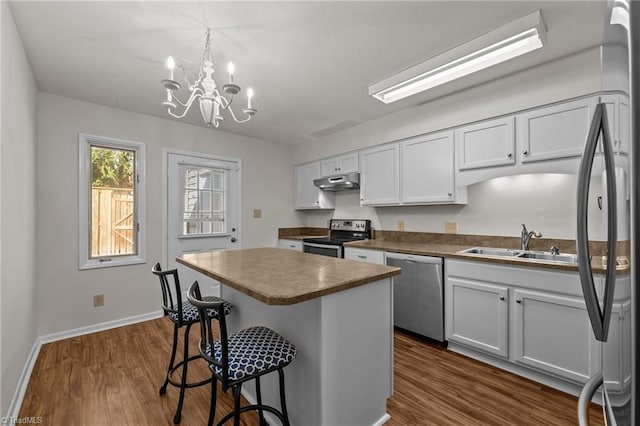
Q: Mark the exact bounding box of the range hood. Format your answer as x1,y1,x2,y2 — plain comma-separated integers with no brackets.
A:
313,172,360,191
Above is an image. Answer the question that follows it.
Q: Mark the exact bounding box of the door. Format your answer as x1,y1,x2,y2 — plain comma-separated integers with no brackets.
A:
166,151,240,296
512,289,600,383
445,278,509,358
401,131,455,204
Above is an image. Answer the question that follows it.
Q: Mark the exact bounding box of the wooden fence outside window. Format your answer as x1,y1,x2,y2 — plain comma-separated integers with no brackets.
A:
91,187,135,257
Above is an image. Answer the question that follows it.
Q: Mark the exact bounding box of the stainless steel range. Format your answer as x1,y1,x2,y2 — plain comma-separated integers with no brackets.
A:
303,219,371,258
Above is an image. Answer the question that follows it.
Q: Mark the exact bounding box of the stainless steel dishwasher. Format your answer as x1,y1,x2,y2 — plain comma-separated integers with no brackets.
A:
385,253,444,342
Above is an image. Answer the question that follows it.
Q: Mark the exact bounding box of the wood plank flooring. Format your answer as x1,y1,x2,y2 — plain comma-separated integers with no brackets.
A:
20,318,604,425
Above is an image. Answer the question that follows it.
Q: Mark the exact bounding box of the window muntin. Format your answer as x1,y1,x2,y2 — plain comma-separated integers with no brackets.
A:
181,166,227,236
79,134,145,269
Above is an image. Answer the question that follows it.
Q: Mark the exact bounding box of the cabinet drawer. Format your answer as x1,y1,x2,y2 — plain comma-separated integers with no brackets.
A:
344,247,384,265
277,239,303,251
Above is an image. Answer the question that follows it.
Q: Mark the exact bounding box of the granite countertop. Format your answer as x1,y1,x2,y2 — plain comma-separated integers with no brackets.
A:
345,239,629,275
278,235,327,241
177,247,401,305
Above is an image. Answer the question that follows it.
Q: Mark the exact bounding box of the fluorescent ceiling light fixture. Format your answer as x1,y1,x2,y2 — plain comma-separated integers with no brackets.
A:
369,10,546,104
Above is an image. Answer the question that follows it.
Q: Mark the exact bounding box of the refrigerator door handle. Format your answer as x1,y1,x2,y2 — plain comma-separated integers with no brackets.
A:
577,371,603,426
576,102,617,342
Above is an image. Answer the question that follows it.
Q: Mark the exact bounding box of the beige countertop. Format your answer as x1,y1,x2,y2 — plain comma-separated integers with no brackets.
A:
278,235,327,241
177,247,401,305
345,239,628,275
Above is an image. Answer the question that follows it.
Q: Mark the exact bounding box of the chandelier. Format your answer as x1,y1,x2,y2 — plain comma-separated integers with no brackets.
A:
161,28,257,128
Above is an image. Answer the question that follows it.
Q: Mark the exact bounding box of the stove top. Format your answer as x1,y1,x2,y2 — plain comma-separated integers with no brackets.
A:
303,219,371,246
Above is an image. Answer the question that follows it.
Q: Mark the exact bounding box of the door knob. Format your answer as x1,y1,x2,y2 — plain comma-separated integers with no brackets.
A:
230,237,237,243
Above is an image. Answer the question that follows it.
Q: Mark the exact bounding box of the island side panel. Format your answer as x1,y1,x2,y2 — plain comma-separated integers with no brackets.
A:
319,277,393,426
221,285,322,426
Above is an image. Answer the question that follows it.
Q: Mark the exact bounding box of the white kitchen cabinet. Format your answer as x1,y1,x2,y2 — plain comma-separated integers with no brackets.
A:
320,153,359,177
277,239,303,251
603,301,632,392
343,247,384,265
517,96,597,163
512,289,600,383
445,277,509,358
601,94,630,156
359,143,400,206
401,131,467,204
294,162,335,210
456,116,515,170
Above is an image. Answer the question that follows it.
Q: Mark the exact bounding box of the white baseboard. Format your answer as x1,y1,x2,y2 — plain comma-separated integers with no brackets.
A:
5,310,163,420
39,310,163,344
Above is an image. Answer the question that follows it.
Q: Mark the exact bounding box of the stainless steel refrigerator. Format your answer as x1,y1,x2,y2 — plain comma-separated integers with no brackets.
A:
577,1,637,425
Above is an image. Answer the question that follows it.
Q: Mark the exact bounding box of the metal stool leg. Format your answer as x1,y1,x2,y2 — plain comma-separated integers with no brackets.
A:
255,376,266,425
173,323,192,424
160,323,179,395
207,375,217,426
278,369,290,426
233,384,242,426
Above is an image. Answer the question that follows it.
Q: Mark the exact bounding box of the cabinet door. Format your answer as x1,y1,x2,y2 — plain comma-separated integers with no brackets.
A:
512,289,600,383
277,239,302,251
294,162,335,209
603,301,632,392
618,96,630,155
445,278,509,358
518,97,597,163
344,247,384,265
401,131,455,204
359,144,400,206
456,117,515,170
320,153,359,176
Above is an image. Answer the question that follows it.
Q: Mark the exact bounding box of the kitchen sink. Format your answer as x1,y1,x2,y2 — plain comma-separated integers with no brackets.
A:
515,252,579,263
459,247,520,257
459,247,579,264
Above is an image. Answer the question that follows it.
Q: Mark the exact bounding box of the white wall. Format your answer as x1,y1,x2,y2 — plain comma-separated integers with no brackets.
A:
1,2,38,415
36,93,299,335
293,47,605,240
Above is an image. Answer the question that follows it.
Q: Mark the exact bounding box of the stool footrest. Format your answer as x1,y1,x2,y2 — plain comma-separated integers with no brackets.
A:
167,354,212,389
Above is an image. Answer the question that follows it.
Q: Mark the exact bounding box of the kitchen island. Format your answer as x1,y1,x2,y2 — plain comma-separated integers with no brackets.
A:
177,248,401,426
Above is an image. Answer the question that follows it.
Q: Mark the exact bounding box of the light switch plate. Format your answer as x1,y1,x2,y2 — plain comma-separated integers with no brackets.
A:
93,294,104,307
397,220,404,231
253,209,262,219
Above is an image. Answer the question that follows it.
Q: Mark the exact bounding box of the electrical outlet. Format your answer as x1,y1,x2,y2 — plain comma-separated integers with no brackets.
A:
397,220,405,231
93,294,104,307
445,222,458,234
253,209,262,219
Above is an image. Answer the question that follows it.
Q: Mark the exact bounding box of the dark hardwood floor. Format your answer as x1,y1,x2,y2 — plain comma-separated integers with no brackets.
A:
19,318,604,425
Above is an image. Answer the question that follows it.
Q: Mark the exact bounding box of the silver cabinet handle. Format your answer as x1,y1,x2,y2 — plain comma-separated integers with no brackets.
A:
523,150,529,155
357,255,367,259
289,245,296,248
507,153,513,158
499,296,505,301
516,299,522,304
448,192,452,197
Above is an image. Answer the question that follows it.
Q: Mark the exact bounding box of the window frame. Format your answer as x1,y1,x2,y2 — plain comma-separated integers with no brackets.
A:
179,164,229,237
78,133,146,270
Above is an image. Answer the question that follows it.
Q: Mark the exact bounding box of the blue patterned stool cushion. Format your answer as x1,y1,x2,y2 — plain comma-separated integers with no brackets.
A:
168,296,232,324
206,326,297,382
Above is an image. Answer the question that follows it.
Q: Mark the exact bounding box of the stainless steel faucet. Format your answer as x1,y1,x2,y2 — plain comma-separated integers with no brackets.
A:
520,224,542,250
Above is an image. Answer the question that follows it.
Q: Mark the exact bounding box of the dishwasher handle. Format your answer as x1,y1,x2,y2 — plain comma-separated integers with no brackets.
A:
384,252,443,265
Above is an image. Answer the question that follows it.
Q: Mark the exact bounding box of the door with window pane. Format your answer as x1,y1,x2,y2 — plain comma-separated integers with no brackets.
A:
167,152,240,296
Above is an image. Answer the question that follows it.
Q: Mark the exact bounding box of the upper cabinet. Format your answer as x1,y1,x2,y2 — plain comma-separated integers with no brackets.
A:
294,162,335,210
456,117,515,171
401,131,466,204
517,97,596,164
320,153,359,177
601,94,630,156
359,143,400,206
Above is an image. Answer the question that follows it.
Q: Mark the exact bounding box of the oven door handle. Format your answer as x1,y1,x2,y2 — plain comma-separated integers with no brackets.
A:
303,242,342,250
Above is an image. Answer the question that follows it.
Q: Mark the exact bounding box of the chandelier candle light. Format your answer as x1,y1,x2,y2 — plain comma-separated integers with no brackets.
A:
161,28,257,128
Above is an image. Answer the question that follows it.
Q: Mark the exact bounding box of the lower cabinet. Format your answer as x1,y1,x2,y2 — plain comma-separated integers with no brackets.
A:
512,289,599,383
445,259,630,389
343,247,384,265
445,278,509,358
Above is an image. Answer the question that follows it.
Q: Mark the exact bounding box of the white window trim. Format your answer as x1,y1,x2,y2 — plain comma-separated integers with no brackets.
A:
78,133,146,270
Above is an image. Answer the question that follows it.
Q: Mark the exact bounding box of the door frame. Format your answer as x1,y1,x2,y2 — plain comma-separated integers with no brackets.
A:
162,148,243,268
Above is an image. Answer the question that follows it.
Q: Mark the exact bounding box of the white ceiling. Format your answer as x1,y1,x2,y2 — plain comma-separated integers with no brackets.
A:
9,1,607,145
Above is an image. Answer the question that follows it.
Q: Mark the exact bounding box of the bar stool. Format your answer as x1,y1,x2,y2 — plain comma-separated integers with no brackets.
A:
152,263,233,424
187,281,297,426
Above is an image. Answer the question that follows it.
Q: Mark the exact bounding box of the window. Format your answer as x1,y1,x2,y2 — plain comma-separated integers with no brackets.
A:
181,165,227,236
79,134,145,269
